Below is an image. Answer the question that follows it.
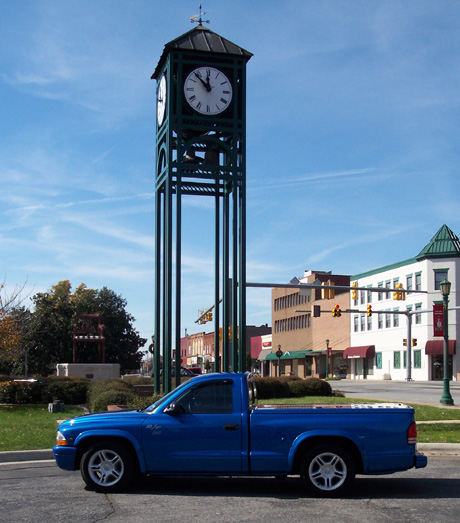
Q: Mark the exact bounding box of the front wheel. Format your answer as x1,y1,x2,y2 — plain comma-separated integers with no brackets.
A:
81,441,137,493
300,444,355,497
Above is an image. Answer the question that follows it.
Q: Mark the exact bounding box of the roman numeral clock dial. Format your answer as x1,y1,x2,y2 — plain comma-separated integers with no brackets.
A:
184,66,232,115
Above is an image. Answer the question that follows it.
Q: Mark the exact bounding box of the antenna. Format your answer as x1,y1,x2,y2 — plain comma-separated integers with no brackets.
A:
190,4,210,25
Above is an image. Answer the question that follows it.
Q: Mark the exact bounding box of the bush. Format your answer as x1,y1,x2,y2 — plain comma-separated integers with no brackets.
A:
87,378,134,404
288,377,332,397
126,393,164,410
0,380,42,403
254,377,291,399
90,390,138,412
41,376,89,404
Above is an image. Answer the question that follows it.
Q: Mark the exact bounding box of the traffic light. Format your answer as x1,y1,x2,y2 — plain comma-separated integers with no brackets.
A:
312,305,321,318
367,304,372,317
412,339,417,347
206,311,213,322
332,304,341,317
393,283,406,301
403,339,407,346
351,281,358,301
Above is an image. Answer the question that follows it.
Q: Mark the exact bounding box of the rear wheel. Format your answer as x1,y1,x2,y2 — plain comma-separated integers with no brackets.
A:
81,441,136,493
300,444,355,497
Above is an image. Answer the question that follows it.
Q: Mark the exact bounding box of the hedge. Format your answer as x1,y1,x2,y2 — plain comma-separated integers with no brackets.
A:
90,390,138,413
0,377,90,405
254,376,332,399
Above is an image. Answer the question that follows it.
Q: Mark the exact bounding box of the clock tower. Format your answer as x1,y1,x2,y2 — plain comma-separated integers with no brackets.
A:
152,23,252,391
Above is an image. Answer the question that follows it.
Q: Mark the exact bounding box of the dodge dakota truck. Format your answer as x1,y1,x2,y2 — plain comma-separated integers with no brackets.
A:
53,372,427,497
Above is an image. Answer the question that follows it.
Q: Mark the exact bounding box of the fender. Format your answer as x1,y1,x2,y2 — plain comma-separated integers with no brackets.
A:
287,429,367,471
74,429,147,473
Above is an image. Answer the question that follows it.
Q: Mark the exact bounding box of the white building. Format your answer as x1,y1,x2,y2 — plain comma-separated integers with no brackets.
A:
348,225,459,381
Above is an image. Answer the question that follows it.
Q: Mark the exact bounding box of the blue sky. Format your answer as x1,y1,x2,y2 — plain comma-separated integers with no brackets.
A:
2,1,460,349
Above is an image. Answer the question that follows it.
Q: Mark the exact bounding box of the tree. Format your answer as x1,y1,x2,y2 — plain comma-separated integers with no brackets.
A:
21,281,146,375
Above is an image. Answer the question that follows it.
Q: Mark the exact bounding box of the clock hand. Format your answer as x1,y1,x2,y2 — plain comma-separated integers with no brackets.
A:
194,72,212,92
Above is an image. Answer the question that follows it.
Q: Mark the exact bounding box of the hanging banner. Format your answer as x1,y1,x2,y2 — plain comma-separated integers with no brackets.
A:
433,304,444,337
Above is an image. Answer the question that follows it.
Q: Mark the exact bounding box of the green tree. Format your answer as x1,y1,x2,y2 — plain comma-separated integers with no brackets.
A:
22,281,146,375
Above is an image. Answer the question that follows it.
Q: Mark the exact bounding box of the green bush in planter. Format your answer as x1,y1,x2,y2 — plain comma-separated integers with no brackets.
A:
289,377,332,397
254,377,291,399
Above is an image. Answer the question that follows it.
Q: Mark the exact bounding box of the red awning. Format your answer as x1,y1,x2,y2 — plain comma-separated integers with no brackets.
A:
343,345,375,359
425,340,456,355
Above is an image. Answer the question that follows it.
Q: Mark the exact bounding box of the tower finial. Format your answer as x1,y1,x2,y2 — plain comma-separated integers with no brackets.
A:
190,4,210,26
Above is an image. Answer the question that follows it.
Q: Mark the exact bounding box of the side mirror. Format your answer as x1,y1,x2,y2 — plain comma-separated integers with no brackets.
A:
164,403,186,415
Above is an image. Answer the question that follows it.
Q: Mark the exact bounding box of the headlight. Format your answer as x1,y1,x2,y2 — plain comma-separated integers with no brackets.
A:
56,430,68,447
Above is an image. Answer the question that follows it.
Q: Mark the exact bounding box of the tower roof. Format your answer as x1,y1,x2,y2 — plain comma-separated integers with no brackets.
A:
152,26,252,79
416,224,460,260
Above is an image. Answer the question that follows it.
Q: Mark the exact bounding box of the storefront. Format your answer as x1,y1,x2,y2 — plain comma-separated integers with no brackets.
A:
343,345,375,379
426,340,456,381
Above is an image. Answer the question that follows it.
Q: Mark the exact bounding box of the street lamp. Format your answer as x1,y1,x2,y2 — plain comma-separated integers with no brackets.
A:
275,345,283,377
439,279,454,405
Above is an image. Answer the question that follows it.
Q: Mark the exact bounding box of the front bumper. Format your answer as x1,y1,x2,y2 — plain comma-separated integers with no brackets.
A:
53,445,78,471
414,452,428,469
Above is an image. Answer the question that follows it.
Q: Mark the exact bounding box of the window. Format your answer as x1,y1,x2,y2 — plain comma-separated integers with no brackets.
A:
414,349,422,369
406,274,413,291
403,351,407,369
354,316,359,333
385,310,391,328
367,314,372,331
434,269,448,290
415,272,422,291
376,352,382,369
367,286,372,304
378,282,383,301
393,308,399,328
385,280,391,299
394,351,401,369
415,303,422,325
378,313,383,329
360,314,365,331
175,380,233,414
360,290,365,305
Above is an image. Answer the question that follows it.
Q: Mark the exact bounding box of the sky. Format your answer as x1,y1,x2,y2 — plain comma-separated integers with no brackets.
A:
2,1,460,351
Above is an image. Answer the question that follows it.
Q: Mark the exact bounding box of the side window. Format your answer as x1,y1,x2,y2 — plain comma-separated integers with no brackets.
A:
174,381,233,414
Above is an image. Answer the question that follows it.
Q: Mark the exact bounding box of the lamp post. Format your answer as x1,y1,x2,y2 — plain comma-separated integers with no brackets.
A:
439,279,454,406
275,345,283,377
325,339,330,379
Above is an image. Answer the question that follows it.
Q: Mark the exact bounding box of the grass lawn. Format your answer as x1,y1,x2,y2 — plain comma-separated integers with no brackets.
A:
0,404,84,452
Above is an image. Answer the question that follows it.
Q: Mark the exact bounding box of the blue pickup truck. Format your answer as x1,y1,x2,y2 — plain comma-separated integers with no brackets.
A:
53,372,427,497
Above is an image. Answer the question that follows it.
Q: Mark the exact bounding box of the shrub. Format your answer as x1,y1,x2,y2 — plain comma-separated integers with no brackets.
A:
0,380,42,403
288,377,332,397
126,393,164,410
41,376,90,405
87,378,134,404
254,377,291,399
90,390,138,412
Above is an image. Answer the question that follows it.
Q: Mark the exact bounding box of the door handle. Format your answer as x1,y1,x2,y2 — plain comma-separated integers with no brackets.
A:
223,424,239,431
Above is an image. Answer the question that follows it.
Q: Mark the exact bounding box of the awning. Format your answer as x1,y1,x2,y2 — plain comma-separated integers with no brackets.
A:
425,340,456,355
265,349,314,361
343,345,375,359
257,348,272,361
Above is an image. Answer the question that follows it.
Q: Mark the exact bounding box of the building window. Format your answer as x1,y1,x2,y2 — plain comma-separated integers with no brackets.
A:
378,313,383,329
385,310,391,329
367,314,372,331
393,309,399,327
360,290,365,305
385,280,391,299
378,282,383,301
403,351,407,369
360,314,365,331
414,349,422,369
394,351,401,369
354,316,359,333
415,272,422,291
406,274,413,291
434,269,448,290
415,303,422,324
367,286,372,304
376,352,382,369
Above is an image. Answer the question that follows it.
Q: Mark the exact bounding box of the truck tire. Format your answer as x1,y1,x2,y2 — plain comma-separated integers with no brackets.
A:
81,441,136,493
300,444,355,497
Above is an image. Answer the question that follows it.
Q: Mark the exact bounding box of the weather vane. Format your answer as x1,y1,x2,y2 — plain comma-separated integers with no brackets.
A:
190,4,210,25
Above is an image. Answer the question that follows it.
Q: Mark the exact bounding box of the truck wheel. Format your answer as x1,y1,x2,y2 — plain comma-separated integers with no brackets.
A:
81,441,136,493
300,444,355,497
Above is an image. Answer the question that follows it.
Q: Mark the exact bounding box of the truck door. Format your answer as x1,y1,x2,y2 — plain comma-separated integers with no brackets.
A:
141,379,244,473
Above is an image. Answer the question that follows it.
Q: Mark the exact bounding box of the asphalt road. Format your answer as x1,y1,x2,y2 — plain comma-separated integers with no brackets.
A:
332,379,460,406
1,457,459,522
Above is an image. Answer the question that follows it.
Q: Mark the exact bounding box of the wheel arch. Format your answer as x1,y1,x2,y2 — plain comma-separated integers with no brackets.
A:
291,435,364,475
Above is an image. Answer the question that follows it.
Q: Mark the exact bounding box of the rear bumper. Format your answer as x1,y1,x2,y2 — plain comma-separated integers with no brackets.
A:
414,452,428,469
53,445,78,471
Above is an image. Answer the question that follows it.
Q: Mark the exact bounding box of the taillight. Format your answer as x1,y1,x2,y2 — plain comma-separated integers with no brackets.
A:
407,422,417,445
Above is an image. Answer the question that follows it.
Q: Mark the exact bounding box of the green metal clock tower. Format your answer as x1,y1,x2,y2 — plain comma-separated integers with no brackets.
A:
152,23,252,392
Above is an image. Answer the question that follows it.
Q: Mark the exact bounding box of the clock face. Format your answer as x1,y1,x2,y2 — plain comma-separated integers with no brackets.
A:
184,66,232,115
157,74,167,126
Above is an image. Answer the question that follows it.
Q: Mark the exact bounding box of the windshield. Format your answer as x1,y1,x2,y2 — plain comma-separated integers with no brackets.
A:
142,379,192,413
